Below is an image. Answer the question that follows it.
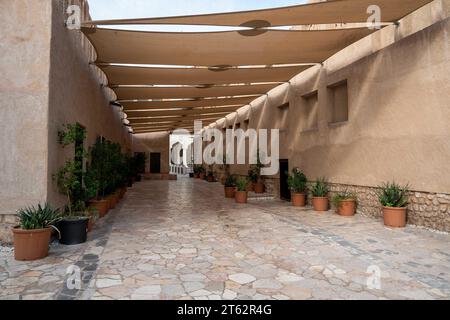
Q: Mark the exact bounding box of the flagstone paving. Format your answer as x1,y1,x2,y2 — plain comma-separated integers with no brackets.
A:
1,178,450,300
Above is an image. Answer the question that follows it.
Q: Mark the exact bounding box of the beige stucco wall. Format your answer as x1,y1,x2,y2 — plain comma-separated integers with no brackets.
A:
0,0,52,216
46,0,131,208
212,0,450,194
132,133,170,174
0,0,132,222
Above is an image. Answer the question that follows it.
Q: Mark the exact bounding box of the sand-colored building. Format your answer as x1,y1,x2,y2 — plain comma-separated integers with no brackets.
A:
0,0,449,243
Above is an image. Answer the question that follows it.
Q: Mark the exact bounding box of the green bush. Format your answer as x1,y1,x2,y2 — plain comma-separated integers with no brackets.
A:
310,177,329,197
287,168,308,193
225,175,236,187
236,177,249,192
16,203,61,230
377,182,409,207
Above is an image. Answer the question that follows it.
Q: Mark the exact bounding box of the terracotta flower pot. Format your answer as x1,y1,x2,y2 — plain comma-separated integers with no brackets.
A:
225,187,236,198
246,182,255,192
235,191,248,204
383,207,407,228
199,173,205,180
89,199,109,218
312,197,329,212
13,227,52,261
337,200,356,216
292,193,306,207
108,194,117,209
207,176,214,182
254,182,265,194
194,173,200,179
87,216,95,232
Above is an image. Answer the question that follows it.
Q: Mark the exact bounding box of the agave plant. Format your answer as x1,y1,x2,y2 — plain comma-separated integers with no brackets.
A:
236,177,249,192
16,203,61,230
287,168,308,193
310,177,330,197
331,190,357,208
377,182,409,208
225,175,236,187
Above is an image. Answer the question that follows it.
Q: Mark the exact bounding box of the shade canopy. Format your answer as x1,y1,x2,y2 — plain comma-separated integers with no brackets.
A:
83,27,374,66
101,64,310,86
81,0,433,133
113,83,280,100
84,0,432,27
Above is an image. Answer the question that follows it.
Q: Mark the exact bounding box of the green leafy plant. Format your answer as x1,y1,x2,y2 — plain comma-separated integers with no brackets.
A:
54,160,83,217
224,175,236,187
54,123,86,217
331,190,357,208
16,203,61,231
236,177,249,192
310,177,329,197
377,182,410,208
287,168,308,193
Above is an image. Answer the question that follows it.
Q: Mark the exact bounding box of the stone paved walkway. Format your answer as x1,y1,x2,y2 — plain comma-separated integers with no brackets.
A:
1,178,450,300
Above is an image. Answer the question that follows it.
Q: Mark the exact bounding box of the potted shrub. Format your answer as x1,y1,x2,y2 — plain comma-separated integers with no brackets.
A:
235,177,249,204
85,166,109,218
207,166,215,182
224,175,236,198
247,169,256,192
250,153,265,193
377,182,409,228
13,203,61,261
54,162,89,245
54,124,89,245
311,177,330,212
332,191,357,216
198,166,206,180
193,165,200,178
287,168,308,207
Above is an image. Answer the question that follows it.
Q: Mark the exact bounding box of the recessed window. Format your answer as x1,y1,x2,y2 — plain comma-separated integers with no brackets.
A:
328,80,349,124
301,91,318,131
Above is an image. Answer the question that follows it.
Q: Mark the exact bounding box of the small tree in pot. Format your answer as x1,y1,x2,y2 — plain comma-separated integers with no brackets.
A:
377,182,409,228
235,177,249,204
332,190,357,216
310,177,330,212
13,203,61,261
287,168,308,207
224,175,236,198
54,124,89,245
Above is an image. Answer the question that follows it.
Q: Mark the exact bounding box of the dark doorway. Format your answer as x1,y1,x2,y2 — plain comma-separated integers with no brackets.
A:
150,153,161,174
279,159,290,201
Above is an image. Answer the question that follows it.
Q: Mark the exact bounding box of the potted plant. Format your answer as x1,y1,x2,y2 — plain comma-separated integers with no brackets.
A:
207,165,215,182
251,152,265,193
85,166,109,218
224,175,236,198
247,169,256,192
13,203,61,261
193,165,200,178
311,177,330,212
332,190,357,216
287,168,308,207
54,124,89,245
235,177,249,204
377,182,409,228
198,166,206,180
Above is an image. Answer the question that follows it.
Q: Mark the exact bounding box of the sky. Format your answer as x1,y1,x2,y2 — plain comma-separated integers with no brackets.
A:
87,0,308,31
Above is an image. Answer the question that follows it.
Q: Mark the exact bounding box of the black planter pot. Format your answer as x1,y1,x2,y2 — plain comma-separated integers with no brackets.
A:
189,173,194,178
58,218,89,245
